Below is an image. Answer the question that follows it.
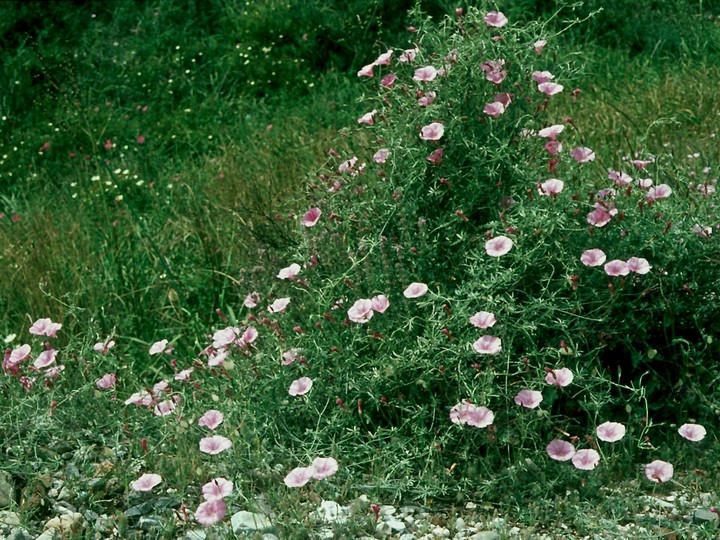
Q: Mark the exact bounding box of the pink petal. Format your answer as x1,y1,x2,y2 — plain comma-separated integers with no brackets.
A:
644,460,673,483
469,311,496,329
678,423,706,442
302,207,322,227
572,449,600,470
202,477,234,501
131,473,162,492
546,439,575,461
289,376,313,397
284,466,314,488
472,335,502,355
514,389,543,409
580,249,606,267
403,282,428,299
195,498,227,526
311,457,339,480
544,367,574,387
199,435,233,455
485,235,513,257
420,122,444,141
596,421,626,442
198,409,224,430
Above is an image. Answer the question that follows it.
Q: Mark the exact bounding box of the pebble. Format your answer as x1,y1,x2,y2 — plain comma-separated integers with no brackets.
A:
693,509,719,526
230,511,274,533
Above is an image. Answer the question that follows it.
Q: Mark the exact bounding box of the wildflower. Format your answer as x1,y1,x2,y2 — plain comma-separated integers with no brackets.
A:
277,263,301,280
587,207,613,227
570,147,595,163
373,148,390,164
532,70,554,84
284,466,314,487
357,63,374,77
357,110,377,125
282,348,300,366
484,11,508,27
198,409,224,430
580,249,606,267
268,297,290,314
450,401,494,428
413,66,438,82
604,260,630,277
546,439,575,461
469,311,496,329
29,318,62,338
302,207,322,227
472,335,502,355
647,184,672,201
545,367,573,387
202,477,234,501
485,236,513,257
403,282,428,298
678,423,706,442
174,368,193,381
212,327,236,349
538,124,564,140
373,50,393,66
398,48,418,63
93,339,116,354
645,460,673,483
130,473,162,492
371,295,389,313
96,373,117,390
572,449,600,470
534,39,547,55
33,349,58,369
483,102,505,118
538,82,563,96
244,291,260,308
195,499,227,526
420,122,444,141
154,399,176,417
381,73,397,88
514,389,543,409
199,435,233,455
149,339,168,355
418,91,436,107
348,299,374,323
538,179,564,196
311,457,339,480
596,422,626,442
289,377,313,396
626,257,652,274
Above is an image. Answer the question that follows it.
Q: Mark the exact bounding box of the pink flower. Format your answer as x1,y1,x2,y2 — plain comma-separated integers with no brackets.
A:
538,82,564,96
533,39,547,55
93,339,115,354
198,409,224,430
149,339,168,355
545,367,574,387
645,460,673,483
357,63,374,77
130,473,162,492
311,457,339,480
532,70,554,84
357,109,377,125
284,466,314,488
29,318,62,338
33,349,58,369
544,140,562,155
469,311,496,329
199,435,233,455
282,348,300,366
241,325,258,345
450,401,494,428
277,263,301,280
472,335,502,355
546,439,575,461
678,423,706,442
195,498,227,526
202,477,234,501
587,207,613,227
627,257,652,274
398,48,418,63
538,124,564,140
604,260,630,277
374,50,393,66
608,168,633,186
514,389,543,409
174,368,193,381
289,376,313,396
413,66,438,82
381,73,397,88
484,11,508,27
243,291,260,308
538,179,564,196
580,249,606,267
207,350,228,367
302,207,322,227
596,421,626,442
8,344,31,366
570,147,596,163
427,147,443,164
465,405,494,428
96,373,117,390
420,122,444,141
485,235,513,257
212,327,236,349
154,399,176,417
630,158,653,170
418,91,436,107
647,184,672,201
373,148,391,164
268,297,290,314
637,178,653,189
485,68,507,84
348,299,374,323
403,282,428,298
371,295,389,313
572,449,600,470
494,92,513,107
124,390,153,406
483,102,505,118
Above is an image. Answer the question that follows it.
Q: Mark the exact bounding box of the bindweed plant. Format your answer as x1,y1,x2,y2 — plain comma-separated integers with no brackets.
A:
1,2,718,537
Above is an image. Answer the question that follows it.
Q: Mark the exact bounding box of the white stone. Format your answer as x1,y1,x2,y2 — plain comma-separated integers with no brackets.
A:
230,511,273,533
314,500,350,524
386,518,406,532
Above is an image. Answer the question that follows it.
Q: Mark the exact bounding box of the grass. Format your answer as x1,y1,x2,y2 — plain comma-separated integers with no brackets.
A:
1,1,719,538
